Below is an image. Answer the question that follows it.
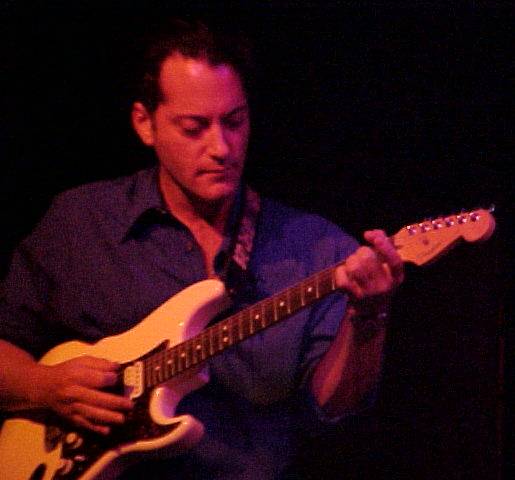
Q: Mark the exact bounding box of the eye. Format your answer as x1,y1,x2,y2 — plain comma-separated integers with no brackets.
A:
223,112,248,131
178,118,208,137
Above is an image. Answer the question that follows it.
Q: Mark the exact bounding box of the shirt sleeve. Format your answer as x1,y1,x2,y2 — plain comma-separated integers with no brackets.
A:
0,196,72,358
294,221,378,426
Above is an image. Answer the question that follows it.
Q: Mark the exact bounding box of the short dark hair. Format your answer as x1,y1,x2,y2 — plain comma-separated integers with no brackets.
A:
137,18,254,112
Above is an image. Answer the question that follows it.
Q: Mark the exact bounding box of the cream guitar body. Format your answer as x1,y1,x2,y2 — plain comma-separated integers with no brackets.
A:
0,279,229,480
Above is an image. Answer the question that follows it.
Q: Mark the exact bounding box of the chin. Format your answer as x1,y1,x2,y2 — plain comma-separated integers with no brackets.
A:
197,182,239,204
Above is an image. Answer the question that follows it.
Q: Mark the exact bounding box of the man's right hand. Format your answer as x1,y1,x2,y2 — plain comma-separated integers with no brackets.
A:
33,356,134,435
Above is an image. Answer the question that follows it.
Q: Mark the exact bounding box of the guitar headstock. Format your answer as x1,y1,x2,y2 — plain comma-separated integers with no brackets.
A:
392,208,496,266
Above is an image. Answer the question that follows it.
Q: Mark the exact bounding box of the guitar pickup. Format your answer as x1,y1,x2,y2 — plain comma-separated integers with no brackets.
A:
123,361,144,399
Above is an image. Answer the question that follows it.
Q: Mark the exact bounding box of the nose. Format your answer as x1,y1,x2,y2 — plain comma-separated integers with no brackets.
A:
206,123,230,160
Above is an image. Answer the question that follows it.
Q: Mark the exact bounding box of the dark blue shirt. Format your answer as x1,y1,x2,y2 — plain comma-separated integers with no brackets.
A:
0,167,358,479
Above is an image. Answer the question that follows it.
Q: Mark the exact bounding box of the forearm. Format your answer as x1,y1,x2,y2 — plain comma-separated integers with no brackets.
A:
0,339,45,411
310,305,387,417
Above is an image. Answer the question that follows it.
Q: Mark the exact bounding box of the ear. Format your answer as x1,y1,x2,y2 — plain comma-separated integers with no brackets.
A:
131,102,155,146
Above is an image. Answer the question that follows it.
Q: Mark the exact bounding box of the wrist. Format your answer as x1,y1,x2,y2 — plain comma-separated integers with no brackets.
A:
346,297,389,343
27,364,52,409
347,294,390,318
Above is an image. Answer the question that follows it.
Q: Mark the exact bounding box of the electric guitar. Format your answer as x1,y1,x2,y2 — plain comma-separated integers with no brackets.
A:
0,209,496,480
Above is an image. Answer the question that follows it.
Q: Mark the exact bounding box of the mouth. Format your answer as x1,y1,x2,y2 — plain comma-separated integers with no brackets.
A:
199,168,231,177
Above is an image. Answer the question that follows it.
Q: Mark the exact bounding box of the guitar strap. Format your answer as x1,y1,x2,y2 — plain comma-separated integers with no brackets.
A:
231,186,260,272
220,185,260,300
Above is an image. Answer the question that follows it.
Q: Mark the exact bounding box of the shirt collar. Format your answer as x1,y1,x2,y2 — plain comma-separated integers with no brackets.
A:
118,166,245,245
117,166,168,242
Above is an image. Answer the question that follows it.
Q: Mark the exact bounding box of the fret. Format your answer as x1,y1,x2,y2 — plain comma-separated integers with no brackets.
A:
275,293,289,320
144,358,153,389
147,356,155,387
164,349,175,378
149,355,159,387
263,298,275,325
186,341,194,369
243,310,251,339
289,284,303,312
171,348,180,377
208,325,215,356
237,311,245,340
217,323,225,351
177,345,187,373
213,324,223,352
155,352,164,383
190,338,202,365
201,331,210,361
318,270,335,297
220,322,231,349
230,316,240,343
149,265,343,381
250,305,262,332
241,309,251,338
303,279,317,304
248,306,255,335
160,351,168,381
286,288,292,314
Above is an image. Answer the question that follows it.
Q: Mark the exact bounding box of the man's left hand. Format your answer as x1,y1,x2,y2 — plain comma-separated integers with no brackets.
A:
335,229,404,310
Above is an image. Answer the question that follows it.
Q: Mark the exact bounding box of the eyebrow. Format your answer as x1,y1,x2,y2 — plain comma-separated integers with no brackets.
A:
172,104,249,123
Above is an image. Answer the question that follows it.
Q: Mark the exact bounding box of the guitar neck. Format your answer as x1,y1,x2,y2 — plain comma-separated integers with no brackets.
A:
142,261,344,389
140,208,495,391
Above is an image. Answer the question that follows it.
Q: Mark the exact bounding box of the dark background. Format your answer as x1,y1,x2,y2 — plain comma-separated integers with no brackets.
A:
1,1,512,479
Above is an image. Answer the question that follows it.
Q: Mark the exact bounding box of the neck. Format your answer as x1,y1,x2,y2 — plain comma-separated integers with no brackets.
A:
158,169,235,234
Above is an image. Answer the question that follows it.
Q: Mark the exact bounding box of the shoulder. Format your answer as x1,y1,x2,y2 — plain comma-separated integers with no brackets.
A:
50,168,155,219
257,197,359,263
23,168,157,253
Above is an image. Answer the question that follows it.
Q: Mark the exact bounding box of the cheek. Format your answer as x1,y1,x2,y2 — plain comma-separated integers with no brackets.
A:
232,129,250,155
155,135,195,169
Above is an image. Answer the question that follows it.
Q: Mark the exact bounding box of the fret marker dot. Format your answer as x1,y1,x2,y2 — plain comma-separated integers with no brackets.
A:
254,314,260,320
279,301,285,307
222,326,228,331
196,345,201,350
180,353,186,358
167,360,172,365
223,337,229,343
307,287,313,293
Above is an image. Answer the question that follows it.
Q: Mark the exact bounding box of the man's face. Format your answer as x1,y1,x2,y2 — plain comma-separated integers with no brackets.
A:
138,53,250,205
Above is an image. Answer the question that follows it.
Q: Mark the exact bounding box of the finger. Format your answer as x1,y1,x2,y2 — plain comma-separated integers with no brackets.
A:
335,264,364,299
364,231,404,284
75,368,120,389
70,413,111,435
73,401,127,425
70,385,133,411
346,247,383,286
363,229,388,244
75,356,121,372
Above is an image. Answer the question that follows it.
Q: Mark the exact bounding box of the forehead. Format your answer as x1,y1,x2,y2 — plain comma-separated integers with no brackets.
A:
157,53,247,113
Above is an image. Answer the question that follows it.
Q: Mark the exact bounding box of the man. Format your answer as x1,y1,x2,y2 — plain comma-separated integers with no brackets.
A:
0,20,403,478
